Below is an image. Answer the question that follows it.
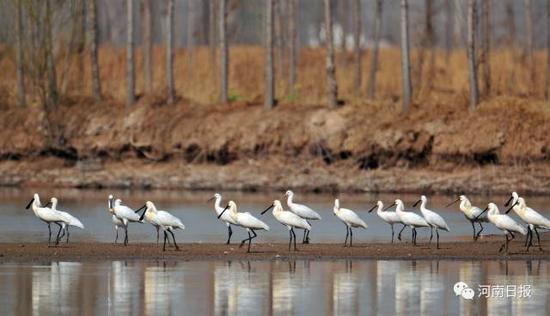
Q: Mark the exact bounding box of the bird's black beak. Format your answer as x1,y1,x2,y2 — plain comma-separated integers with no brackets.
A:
445,197,460,207
504,195,513,207
139,207,147,222
44,202,52,208
135,205,146,213
108,198,113,209
261,204,274,215
367,205,377,213
207,196,216,202
505,201,518,214
383,203,396,211
218,205,229,219
412,200,421,207
474,207,488,221
25,198,34,210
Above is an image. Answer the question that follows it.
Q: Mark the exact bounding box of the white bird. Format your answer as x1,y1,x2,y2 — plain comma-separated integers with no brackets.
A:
284,190,321,244
477,203,527,254
107,196,125,244
209,193,238,244
386,199,429,246
261,200,312,251
136,201,185,251
217,201,269,252
446,195,488,241
333,199,367,247
368,200,404,243
505,192,550,251
25,193,68,245
413,195,450,248
108,194,142,246
48,197,84,244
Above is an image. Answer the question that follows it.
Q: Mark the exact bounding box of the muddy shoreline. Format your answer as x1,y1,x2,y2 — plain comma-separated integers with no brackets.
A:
1,240,550,262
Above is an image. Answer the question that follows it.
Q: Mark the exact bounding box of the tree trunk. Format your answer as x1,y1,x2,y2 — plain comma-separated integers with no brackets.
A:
400,0,411,114
444,0,453,63
324,0,338,108
524,0,535,94
89,0,102,101
505,0,517,92
209,0,217,66
352,0,362,96
547,0,550,99
219,0,228,103
166,0,175,104
287,0,297,97
481,0,491,96
15,0,25,107
367,0,383,100
467,0,478,110
416,0,434,96
142,0,153,93
126,0,135,106
265,0,275,109
45,0,58,108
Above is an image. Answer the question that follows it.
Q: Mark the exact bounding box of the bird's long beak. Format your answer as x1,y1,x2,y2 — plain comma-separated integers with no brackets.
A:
108,198,113,209
261,204,274,215
505,201,518,214
135,205,146,213
218,205,229,219
504,195,513,207
207,196,215,202
367,205,377,213
474,207,488,221
383,203,396,211
412,200,421,207
445,198,460,207
139,207,147,222
25,198,34,209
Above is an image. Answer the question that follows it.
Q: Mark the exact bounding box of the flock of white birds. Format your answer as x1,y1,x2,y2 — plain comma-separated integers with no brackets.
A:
24,190,550,254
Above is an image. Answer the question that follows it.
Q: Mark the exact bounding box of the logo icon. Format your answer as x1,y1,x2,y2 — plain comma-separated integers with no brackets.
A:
454,281,474,300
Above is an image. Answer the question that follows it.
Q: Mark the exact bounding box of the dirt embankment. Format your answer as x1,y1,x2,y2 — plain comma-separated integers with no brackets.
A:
0,95,549,194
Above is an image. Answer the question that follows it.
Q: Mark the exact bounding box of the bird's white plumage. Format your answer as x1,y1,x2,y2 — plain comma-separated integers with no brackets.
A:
486,203,527,235
50,198,84,229
270,200,312,230
510,195,550,230
213,193,238,226
333,199,367,229
459,195,489,222
285,190,322,220
144,201,185,230
418,196,449,231
373,201,402,224
30,194,68,224
395,199,429,228
225,201,269,231
113,199,141,224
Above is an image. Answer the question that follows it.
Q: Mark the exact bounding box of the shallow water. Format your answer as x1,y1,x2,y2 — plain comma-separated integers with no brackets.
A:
1,188,549,244
0,259,547,316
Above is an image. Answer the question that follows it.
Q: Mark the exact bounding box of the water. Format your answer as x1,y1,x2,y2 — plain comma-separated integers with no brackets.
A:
0,259,547,315
1,188,549,243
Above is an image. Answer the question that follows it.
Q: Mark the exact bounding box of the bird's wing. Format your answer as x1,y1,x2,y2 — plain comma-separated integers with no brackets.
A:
239,212,270,231
57,210,85,229
115,205,141,222
280,211,311,230
470,206,489,221
157,211,185,229
341,208,367,228
495,215,527,235
290,203,322,220
424,209,450,231
380,211,401,224
524,208,550,229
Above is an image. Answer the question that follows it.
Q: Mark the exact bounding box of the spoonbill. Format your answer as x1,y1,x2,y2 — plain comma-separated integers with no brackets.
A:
108,194,142,246
209,193,238,244
505,192,550,251
217,201,269,252
261,200,311,251
25,193,67,245
284,190,321,244
333,199,367,247
446,195,488,241
107,195,125,244
48,197,84,244
136,201,185,251
385,199,429,246
476,203,527,254
413,195,450,248
368,200,404,243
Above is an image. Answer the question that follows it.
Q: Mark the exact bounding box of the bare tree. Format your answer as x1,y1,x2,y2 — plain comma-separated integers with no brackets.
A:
352,0,362,96
219,0,228,103
15,0,25,107
89,0,102,101
467,0,478,110
166,0,175,104
142,0,153,93
547,0,550,99
126,0,135,106
416,0,435,95
367,0,383,100
524,0,535,93
209,0,217,65
287,0,297,97
265,0,275,109
444,0,453,63
45,0,58,108
324,0,338,108
481,0,491,95
400,0,411,114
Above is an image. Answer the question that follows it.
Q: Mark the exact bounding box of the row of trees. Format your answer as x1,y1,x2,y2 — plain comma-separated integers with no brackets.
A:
9,0,550,113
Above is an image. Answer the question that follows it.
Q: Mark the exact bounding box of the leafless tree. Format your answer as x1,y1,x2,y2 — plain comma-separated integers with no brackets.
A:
400,0,411,114
467,0,478,110
367,0,383,100
166,0,175,104
219,0,228,103
89,0,102,101
287,0,297,97
444,0,453,63
481,0,491,96
126,0,135,106
352,0,362,96
142,0,153,93
265,0,274,109
524,0,535,93
15,0,25,107
416,0,435,95
209,0,217,65
324,0,338,108
45,0,58,108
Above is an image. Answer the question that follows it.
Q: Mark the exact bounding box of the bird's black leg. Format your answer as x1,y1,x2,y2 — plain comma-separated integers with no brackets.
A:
398,224,406,241
534,227,543,251
411,227,415,246
247,229,257,253
156,226,160,245
163,231,168,251
476,222,484,240
429,227,433,244
47,223,52,245
288,229,293,251
114,226,119,244
306,229,310,244
240,231,251,248
499,234,508,253
436,229,440,249
54,223,63,246
343,226,349,247
58,226,66,243
168,229,179,250
391,224,395,243
471,221,477,241
124,225,128,246
66,227,70,244
226,225,233,245
524,226,531,247
349,228,353,247
292,229,297,251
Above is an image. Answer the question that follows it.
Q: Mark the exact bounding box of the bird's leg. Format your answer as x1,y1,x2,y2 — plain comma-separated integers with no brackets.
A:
429,227,433,245
306,229,310,244
343,226,349,247
471,221,477,241
58,225,66,243
411,227,415,246
239,231,251,248
114,226,119,244
226,225,233,245
293,229,298,251
47,223,52,245
288,229,293,251
349,228,353,247
534,227,543,251
499,234,508,253
66,227,70,244
397,224,406,241
524,226,531,247
168,229,179,250
163,231,168,251
156,226,160,245
436,229,440,249
476,222,484,240
54,223,63,246
124,225,128,246
391,224,395,243
247,229,257,253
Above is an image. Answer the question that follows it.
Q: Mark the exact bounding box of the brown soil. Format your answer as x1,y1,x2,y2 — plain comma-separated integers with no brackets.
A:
1,239,549,262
